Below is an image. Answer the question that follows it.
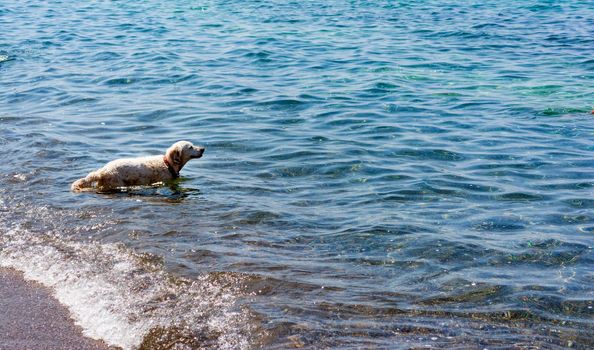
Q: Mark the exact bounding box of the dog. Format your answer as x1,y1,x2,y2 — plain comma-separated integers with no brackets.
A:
71,141,205,192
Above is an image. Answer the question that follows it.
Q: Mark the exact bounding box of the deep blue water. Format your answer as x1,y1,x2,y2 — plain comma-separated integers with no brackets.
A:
1,1,593,349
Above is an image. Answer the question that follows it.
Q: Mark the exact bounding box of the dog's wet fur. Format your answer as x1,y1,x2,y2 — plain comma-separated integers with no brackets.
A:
71,141,204,192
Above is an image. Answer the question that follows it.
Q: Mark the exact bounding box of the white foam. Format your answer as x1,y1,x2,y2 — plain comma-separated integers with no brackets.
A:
0,225,253,349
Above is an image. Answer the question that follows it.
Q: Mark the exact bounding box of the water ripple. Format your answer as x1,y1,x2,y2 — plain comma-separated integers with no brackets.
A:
1,0,593,348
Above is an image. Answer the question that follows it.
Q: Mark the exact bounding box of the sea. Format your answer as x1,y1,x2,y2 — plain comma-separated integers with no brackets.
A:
0,1,593,349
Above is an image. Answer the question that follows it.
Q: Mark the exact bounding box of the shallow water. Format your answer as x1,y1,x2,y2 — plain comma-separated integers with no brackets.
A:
1,0,593,349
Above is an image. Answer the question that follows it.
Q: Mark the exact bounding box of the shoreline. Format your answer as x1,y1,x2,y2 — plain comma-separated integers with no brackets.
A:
0,267,115,350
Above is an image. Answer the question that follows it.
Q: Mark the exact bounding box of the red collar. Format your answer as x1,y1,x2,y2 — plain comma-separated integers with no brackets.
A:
163,156,179,179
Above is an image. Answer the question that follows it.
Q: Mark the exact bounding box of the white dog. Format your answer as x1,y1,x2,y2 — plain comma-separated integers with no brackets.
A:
71,141,205,192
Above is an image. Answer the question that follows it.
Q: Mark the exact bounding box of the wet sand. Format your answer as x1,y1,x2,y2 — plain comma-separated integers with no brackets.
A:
0,268,114,350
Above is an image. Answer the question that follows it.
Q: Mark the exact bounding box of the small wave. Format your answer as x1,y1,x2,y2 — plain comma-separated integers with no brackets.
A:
495,192,546,202
471,23,505,29
392,148,466,162
103,77,146,86
0,226,257,350
255,98,309,111
92,51,122,61
541,107,590,116
473,216,527,232
564,198,594,209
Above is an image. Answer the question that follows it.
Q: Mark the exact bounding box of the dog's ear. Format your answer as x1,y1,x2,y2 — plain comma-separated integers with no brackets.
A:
171,148,181,166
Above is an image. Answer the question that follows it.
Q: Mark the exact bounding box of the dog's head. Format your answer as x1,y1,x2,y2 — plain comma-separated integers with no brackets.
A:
165,141,205,171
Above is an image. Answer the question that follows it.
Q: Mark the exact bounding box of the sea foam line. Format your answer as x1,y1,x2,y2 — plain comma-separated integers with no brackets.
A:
0,226,251,350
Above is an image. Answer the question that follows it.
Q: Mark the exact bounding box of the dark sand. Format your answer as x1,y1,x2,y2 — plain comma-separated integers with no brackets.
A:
0,268,115,350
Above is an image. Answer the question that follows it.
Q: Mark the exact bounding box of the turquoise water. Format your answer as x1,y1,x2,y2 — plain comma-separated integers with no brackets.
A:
1,1,593,348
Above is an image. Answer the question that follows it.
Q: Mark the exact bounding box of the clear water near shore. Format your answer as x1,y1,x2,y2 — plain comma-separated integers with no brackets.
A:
1,0,593,349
